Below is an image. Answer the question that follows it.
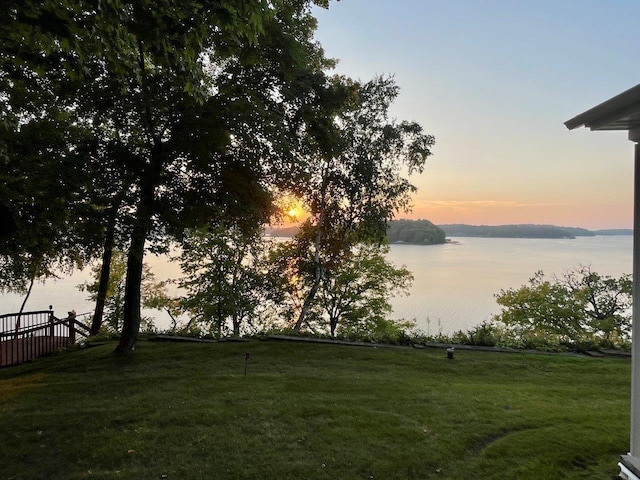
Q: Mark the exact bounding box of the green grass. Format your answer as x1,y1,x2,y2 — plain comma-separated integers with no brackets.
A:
0,340,630,479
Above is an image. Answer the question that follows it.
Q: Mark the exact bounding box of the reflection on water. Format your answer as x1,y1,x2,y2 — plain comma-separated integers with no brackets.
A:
0,236,632,334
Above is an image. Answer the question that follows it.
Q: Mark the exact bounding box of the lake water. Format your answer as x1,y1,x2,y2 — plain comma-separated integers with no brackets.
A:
0,236,633,334
386,236,633,334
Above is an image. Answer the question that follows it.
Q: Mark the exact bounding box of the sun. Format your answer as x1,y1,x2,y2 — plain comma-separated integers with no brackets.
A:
275,194,306,224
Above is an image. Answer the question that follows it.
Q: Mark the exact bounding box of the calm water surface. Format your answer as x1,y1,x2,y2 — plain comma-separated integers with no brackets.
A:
386,236,633,334
0,236,632,334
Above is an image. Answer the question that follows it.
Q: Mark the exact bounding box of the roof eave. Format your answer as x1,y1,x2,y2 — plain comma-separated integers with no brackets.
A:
564,83,640,131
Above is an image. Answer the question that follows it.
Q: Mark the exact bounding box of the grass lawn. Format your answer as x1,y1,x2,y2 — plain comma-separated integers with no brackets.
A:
0,339,630,479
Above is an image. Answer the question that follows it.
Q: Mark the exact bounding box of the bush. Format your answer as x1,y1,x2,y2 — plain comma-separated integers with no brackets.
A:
493,268,632,350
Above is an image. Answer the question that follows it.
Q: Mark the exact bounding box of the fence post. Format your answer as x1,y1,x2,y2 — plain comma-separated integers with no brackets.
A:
68,311,76,345
49,308,55,338
0,315,4,367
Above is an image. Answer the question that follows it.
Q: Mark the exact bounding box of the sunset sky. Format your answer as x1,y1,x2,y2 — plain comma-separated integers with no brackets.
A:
312,1,640,229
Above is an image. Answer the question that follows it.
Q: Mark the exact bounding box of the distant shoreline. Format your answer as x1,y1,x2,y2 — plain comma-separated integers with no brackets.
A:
438,224,633,239
266,222,633,242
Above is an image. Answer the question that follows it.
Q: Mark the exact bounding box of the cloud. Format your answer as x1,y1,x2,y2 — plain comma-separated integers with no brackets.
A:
416,200,556,210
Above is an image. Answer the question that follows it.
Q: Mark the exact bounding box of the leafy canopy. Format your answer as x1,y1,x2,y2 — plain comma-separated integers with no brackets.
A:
494,266,632,347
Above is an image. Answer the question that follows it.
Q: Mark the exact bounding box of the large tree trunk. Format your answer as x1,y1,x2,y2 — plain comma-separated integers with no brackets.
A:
115,191,152,352
116,221,146,352
115,152,161,353
115,38,161,353
90,206,117,335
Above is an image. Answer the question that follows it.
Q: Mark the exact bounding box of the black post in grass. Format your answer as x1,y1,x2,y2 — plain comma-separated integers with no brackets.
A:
244,352,251,375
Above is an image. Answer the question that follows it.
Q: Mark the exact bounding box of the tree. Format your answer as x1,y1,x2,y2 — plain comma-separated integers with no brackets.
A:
2,0,346,352
261,237,317,329
0,1,101,301
176,225,272,337
494,268,632,347
318,243,413,337
88,200,125,335
293,76,435,329
558,265,632,343
494,271,585,342
0,112,101,329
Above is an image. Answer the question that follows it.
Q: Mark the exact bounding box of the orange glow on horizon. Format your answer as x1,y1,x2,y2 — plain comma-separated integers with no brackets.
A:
402,199,633,230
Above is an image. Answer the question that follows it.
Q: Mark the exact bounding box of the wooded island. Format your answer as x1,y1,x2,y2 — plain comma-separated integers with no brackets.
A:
386,219,446,245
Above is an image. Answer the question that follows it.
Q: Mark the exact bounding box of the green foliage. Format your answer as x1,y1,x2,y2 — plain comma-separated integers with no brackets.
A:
386,219,446,245
562,265,632,343
291,75,435,328
337,317,417,345
494,267,632,349
2,0,353,351
321,243,413,337
79,252,126,332
3,1,436,354
86,326,121,343
265,239,415,339
0,9,98,292
495,271,585,340
450,320,502,347
304,75,435,244
176,225,274,337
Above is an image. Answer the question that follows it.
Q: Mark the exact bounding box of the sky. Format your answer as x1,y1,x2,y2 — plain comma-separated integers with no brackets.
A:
311,0,640,229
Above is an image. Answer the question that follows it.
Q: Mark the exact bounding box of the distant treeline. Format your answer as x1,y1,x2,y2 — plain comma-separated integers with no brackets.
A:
266,220,447,245
266,222,631,242
594,229,634,236
439,224,633,239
